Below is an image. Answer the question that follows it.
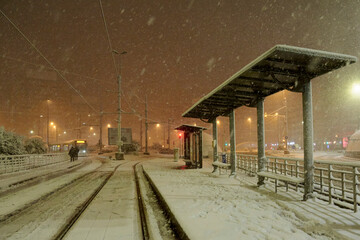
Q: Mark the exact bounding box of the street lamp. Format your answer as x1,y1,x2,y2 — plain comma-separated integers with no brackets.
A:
46,100,51,149
53,125,58,142
113,49,127,160
247,117,252,142
107,124,111,128
352,83,360,96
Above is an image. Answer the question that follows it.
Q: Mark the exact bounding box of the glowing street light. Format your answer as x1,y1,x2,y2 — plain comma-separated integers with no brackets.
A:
107,124,111,128
156,123,160,128
30,130,34,134
248,117,252,141
50,122,54,126
217,120,220,125
90,127,93,130
352,83,360,96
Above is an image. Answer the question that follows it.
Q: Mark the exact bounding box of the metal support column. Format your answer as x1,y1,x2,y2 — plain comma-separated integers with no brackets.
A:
199,130,203,168
229,110,236,177
212,118,219,173
303,81,314,200
257,98,267,186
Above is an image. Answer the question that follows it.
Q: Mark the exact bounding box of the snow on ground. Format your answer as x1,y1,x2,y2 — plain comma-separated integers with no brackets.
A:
143,157,360,240
0,157,102,219
0,158,85,193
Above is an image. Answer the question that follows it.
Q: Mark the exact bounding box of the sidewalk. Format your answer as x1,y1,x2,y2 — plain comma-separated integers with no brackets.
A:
142,157,360,240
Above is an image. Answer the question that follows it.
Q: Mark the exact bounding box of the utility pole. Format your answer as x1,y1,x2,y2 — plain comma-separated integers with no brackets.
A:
98,77,104,154
140,119,143,151
46,100,50,149
116,73,124,160
144,95,150,155
284,91,289,152
167,118,171,149
113,50,127,160
99,112,103,154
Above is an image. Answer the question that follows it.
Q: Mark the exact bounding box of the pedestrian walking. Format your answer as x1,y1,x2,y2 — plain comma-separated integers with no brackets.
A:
69,146,75,162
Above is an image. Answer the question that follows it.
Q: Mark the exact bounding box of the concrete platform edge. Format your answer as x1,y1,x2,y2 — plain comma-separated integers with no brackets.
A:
142,168,190,240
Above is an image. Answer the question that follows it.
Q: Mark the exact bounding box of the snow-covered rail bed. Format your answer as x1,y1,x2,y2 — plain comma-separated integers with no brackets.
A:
0,158,107,239
64,159,179,240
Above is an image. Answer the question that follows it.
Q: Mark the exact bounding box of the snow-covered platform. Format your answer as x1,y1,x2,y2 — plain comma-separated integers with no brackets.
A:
143,157,360,240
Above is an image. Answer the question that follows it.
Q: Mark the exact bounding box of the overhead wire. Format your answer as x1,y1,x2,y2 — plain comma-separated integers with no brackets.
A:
1,55,102,83
0,9,98,113
98,0,146,122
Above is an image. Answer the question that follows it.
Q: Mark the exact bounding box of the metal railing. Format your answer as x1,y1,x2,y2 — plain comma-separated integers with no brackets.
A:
218,153,360,212
0,153,69,174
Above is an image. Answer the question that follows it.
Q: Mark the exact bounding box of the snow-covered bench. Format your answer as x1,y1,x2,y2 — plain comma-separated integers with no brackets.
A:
212,161,231,174
257,171,304,193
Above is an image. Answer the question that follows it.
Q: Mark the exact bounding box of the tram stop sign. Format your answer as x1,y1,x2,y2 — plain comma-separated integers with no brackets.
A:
108,128,132,145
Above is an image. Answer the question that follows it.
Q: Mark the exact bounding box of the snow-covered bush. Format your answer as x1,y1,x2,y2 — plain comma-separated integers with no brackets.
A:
24,136,47,154
0,127,26,155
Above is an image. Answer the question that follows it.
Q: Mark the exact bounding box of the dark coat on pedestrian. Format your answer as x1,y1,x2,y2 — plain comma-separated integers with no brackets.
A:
69,146,76,161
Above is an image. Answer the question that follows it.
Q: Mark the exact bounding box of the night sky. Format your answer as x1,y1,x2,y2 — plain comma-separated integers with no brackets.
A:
1,0,360,147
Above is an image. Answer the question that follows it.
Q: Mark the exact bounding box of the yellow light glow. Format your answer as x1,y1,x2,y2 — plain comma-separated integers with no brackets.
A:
247,117,251,122
217,120,220,125
352,83,360,96
107,124,111,128
50,122,54,126
156,123,160,127
275,112,278,116
53,126,56,129
90,127,93,130
76,140,85,143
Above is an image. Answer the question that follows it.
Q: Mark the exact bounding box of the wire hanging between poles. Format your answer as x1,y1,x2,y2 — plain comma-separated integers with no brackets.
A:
0,9,98,113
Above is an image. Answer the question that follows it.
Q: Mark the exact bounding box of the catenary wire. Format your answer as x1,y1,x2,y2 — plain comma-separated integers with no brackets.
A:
0,9,98,113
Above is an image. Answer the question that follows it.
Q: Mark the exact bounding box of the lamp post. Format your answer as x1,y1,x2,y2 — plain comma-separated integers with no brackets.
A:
46,100,50,148
265,112,288,152
247,117,252,142
113,50,127,160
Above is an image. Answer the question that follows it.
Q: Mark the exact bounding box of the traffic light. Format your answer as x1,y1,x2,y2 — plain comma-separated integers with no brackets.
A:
178,133,182,139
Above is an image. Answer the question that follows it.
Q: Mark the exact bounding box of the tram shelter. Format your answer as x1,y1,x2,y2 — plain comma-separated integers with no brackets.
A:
175,124,207,169
182,45,356,200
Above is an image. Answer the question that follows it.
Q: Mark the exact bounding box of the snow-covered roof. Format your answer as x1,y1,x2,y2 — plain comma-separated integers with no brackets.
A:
175,124,207,132
182,45,357,121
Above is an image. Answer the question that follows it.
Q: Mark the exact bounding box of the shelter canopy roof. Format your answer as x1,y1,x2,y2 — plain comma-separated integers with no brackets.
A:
182,45,357,122
175,124,207,133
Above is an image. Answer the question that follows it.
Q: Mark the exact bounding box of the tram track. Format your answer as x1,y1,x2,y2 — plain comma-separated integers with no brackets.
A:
54,161,129,239
0,158,186,239
0,160,131,239
134,163,183,240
